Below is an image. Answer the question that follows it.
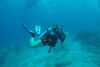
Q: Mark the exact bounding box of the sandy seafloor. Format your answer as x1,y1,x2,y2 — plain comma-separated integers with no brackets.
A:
0,36,100,67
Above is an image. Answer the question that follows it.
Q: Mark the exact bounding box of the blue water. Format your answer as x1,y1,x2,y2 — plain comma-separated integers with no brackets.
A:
0,0,100,67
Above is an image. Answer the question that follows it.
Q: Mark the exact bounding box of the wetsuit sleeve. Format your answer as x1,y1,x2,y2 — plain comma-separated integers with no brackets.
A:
59,32,66,42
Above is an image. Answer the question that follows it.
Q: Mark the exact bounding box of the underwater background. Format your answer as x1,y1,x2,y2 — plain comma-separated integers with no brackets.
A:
0,0,100,67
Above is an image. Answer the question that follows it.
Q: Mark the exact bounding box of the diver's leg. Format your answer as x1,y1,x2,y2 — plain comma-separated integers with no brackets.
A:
21,24,35,37
48,46,53,53
29,37,43,48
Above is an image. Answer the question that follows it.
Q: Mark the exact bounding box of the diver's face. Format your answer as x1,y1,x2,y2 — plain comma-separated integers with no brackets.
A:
53,25,61,34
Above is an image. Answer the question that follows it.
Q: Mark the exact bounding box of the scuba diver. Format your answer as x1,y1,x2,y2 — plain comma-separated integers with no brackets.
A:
22,24,66,53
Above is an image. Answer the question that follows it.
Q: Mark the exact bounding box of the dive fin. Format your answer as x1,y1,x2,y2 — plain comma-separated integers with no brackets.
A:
35,25,41,36
21,24,35,37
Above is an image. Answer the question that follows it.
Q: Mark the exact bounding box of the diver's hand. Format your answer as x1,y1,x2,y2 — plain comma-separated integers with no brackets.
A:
65,32,69,35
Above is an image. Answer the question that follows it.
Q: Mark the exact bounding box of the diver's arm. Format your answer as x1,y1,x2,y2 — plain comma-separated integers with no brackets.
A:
60,32,68,41
60,32,66,41
59,32,67,46
29,37,43,48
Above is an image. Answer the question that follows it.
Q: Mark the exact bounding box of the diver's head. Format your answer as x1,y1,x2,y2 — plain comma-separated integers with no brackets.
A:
51,24,63,34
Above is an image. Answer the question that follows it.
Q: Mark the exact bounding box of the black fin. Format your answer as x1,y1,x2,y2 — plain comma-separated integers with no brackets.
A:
21,24,35,37
21,24,27,30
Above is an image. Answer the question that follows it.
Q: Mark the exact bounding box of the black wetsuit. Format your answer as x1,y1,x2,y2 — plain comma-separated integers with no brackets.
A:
41,30,66,47
41,31,59,47
41,30,66,53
